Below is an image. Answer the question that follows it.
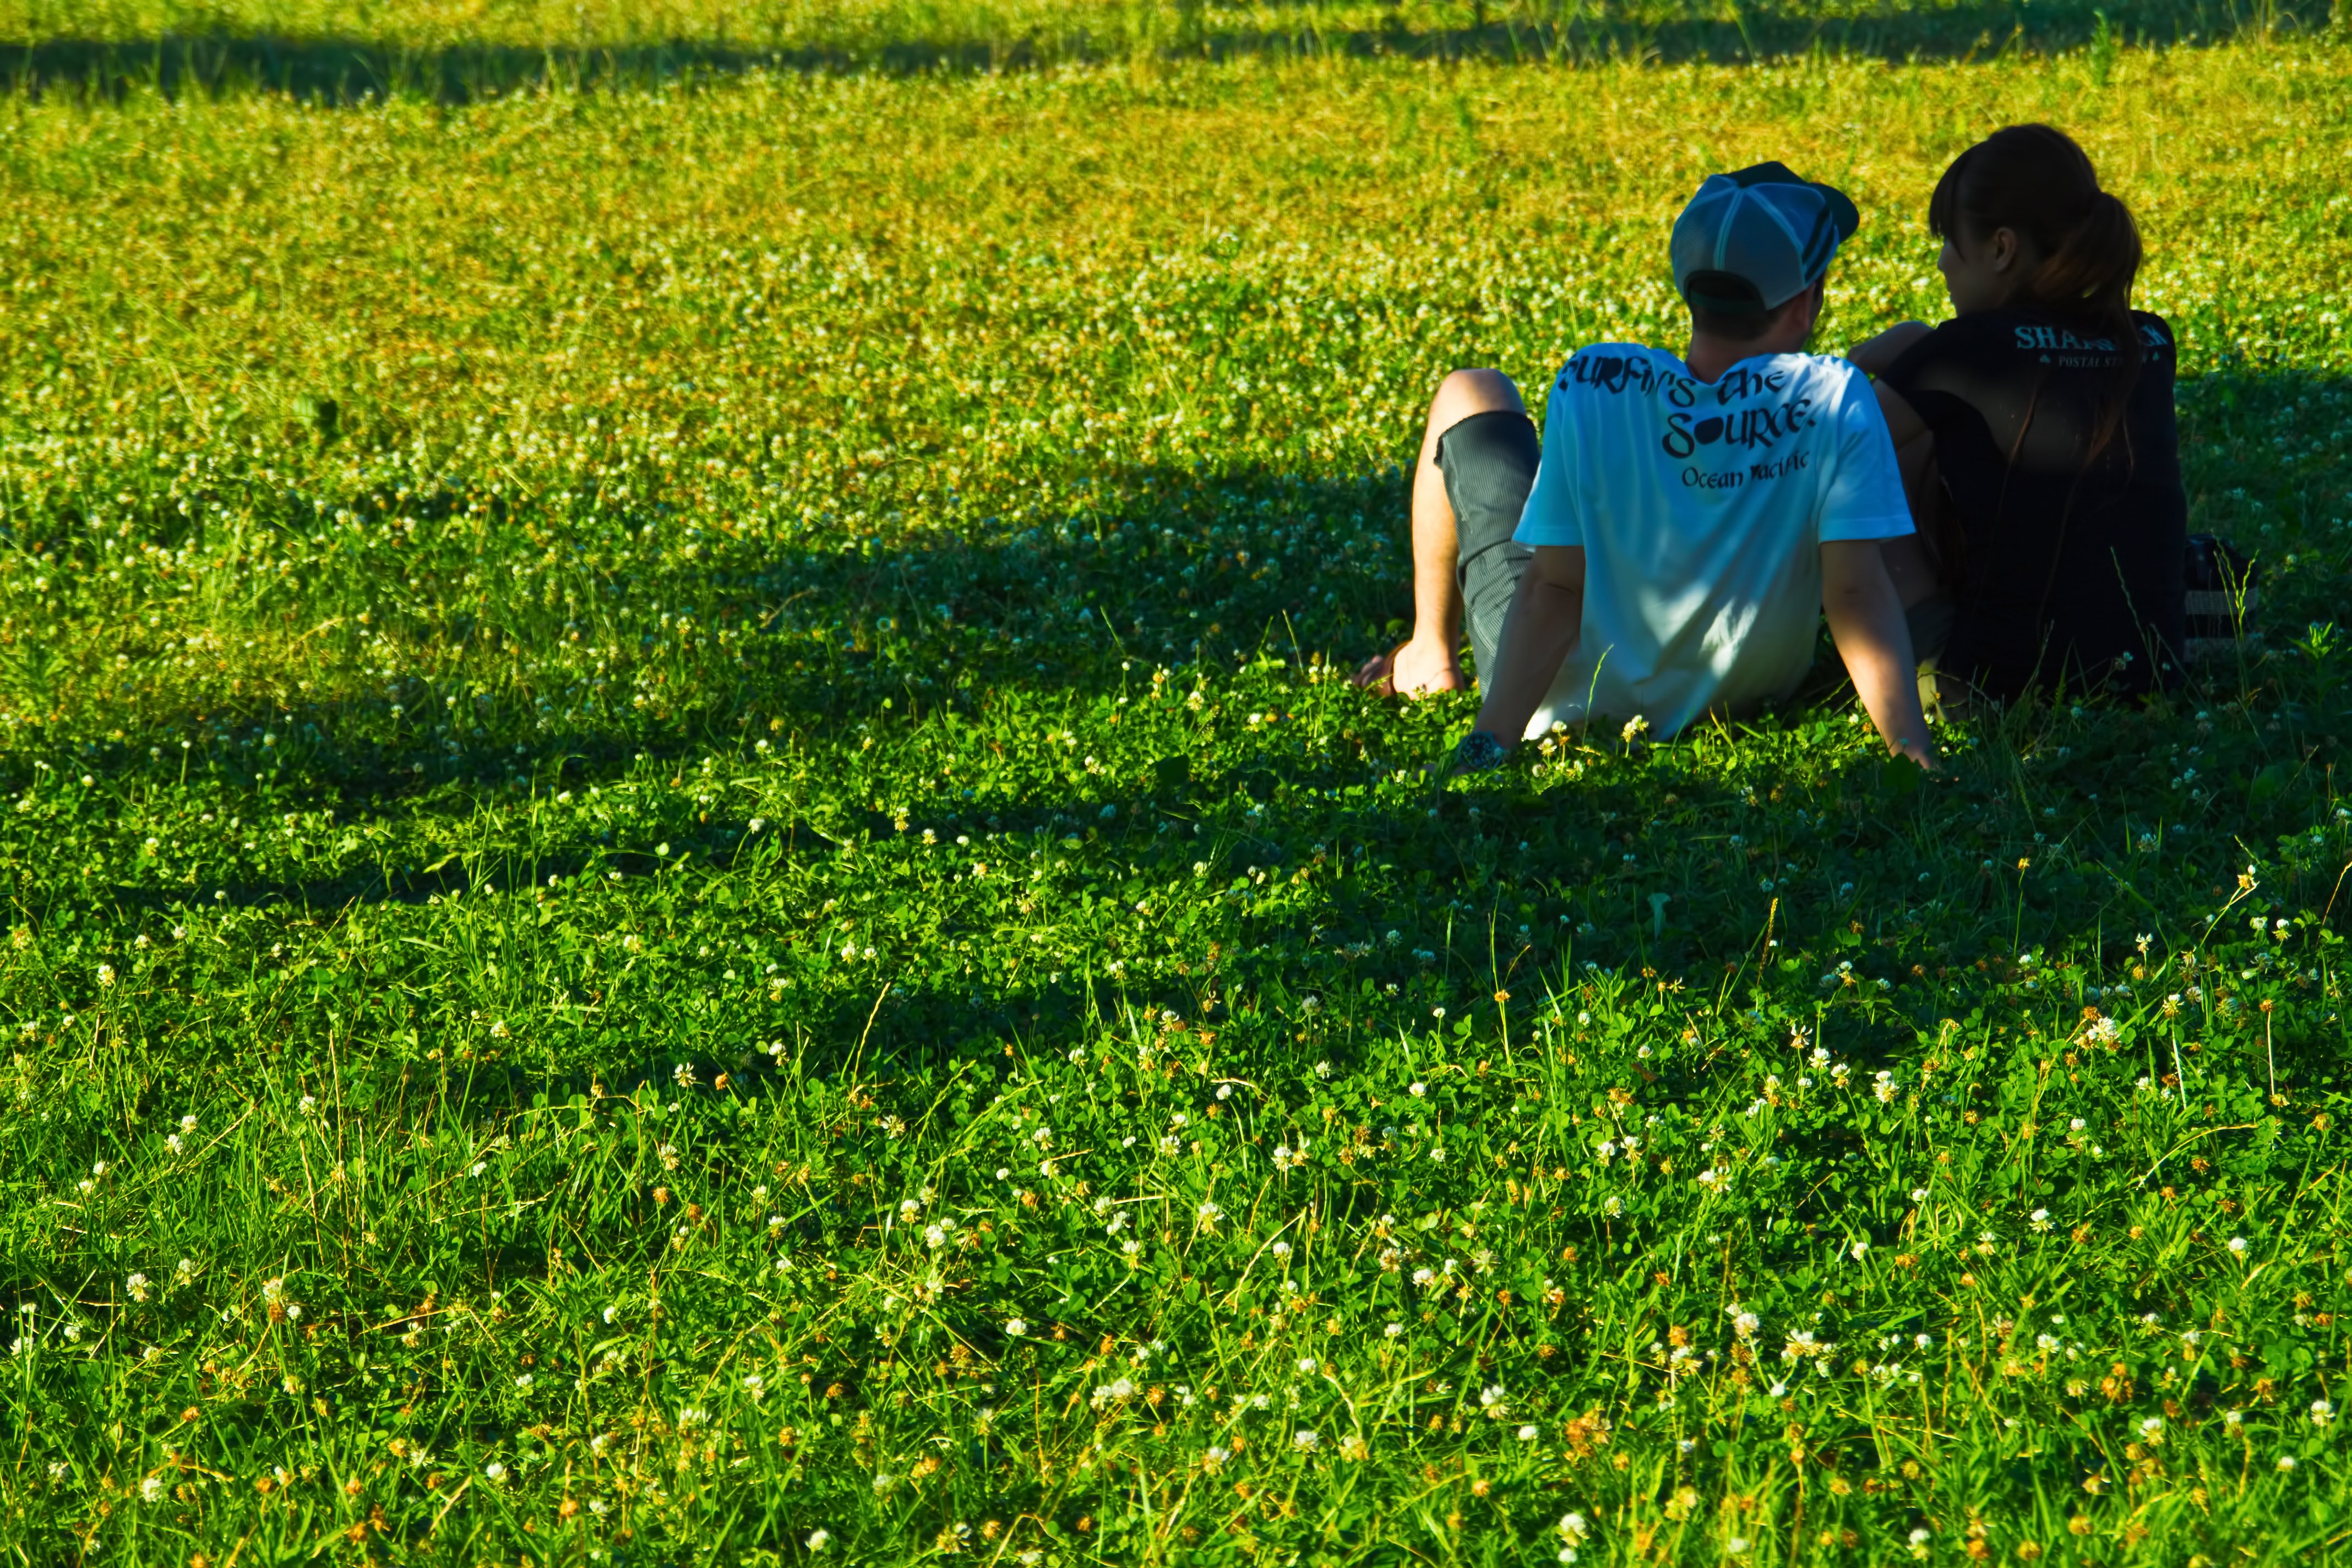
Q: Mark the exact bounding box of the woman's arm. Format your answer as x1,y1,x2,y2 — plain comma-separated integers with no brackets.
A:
1870,377,1950,603
1872,379,1938,507
1847,320,1932,378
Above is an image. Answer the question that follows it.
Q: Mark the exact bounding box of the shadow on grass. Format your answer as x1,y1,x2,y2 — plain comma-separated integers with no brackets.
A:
7,456,1410,799
0,1,2326,105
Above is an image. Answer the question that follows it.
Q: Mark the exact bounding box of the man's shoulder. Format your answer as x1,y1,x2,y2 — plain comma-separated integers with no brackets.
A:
1551,343,1692,398
1756,350,1869,383
1698,351,1870,410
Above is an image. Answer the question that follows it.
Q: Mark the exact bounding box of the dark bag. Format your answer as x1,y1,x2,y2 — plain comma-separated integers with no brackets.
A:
2182,533,2257,661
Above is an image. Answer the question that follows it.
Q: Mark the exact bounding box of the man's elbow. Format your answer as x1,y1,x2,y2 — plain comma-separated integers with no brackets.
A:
1532,546,1585,593
1822,578,1876,616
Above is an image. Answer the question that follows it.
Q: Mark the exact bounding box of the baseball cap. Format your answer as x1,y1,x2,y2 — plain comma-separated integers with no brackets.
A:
1670,161,1861,315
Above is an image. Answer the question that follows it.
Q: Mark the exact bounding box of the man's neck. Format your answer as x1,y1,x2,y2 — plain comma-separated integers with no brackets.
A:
1684,332,1803,384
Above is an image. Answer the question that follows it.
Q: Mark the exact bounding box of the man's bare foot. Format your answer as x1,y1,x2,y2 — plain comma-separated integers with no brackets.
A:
1351,638,1466,697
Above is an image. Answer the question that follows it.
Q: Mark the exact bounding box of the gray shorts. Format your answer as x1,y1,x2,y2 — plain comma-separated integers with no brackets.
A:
1433,410,1540,683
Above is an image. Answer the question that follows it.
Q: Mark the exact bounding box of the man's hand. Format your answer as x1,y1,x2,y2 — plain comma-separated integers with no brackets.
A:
1820,540,1939,772
1846,321,1930,378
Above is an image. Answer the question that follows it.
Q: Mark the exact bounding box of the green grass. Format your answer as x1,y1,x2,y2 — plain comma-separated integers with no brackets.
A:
2,20,2352,1566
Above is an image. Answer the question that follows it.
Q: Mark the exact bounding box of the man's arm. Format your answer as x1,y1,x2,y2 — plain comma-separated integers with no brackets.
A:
1466,544,1585,752
1820,539,1937,770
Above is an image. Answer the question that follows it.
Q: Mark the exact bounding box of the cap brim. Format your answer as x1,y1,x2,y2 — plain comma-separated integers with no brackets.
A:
1812,182,1861,242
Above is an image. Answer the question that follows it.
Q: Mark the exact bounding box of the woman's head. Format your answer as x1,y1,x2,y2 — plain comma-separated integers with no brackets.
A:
1929,124,2141,321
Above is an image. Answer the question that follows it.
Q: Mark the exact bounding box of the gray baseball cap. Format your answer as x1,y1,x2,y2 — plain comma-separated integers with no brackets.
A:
1670,161,1861,315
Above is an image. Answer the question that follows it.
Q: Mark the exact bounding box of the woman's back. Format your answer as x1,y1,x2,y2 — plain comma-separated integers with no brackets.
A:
1880,306,2187,699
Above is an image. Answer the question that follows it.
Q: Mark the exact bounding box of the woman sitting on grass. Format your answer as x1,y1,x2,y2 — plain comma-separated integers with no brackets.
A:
1849,123,2188,707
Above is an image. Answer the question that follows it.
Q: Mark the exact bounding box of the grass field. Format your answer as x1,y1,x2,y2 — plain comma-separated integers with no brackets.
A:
2,8,2351,1564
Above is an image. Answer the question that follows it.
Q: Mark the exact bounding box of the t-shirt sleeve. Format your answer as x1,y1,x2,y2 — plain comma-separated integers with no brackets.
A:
1816,368,1915,543
1513,385,1584,548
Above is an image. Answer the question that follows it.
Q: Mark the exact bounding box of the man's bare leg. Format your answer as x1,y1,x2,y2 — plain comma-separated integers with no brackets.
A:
1355,368,1529,695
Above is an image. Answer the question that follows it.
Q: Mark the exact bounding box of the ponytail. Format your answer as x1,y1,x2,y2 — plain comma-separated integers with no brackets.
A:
1930,124,2144,461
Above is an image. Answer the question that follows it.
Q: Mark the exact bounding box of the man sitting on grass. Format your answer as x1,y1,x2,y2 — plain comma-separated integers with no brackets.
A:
1353,162,1938,775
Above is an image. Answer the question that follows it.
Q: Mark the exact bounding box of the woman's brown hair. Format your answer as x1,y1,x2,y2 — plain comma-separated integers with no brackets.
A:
1929,123,2145,458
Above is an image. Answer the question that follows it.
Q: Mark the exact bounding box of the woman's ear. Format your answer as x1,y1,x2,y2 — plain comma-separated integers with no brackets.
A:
1987,225,2024,276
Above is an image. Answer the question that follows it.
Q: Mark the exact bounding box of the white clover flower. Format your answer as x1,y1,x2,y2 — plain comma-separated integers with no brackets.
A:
2030,1208,2052,1232
1517,1424,1540,1441
1292,1429,1319,1450
1732,1310,1760,1340
2139,1415,2164,1444
2229,1237,2248,1255
1559,1512,1589,1542
483,1461,508,1483
1197,1200,1222,1224
140,1474,165,1504
127,1273,150,1304
1385,1322,1404,1338
2314,1398,2335,1427
807,1529,831,1551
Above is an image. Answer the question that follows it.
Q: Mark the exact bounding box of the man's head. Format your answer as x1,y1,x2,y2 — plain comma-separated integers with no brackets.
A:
1671,162,1858,352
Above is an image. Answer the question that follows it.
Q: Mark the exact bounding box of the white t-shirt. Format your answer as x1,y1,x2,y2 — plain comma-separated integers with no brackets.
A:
1510,344,1913,739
